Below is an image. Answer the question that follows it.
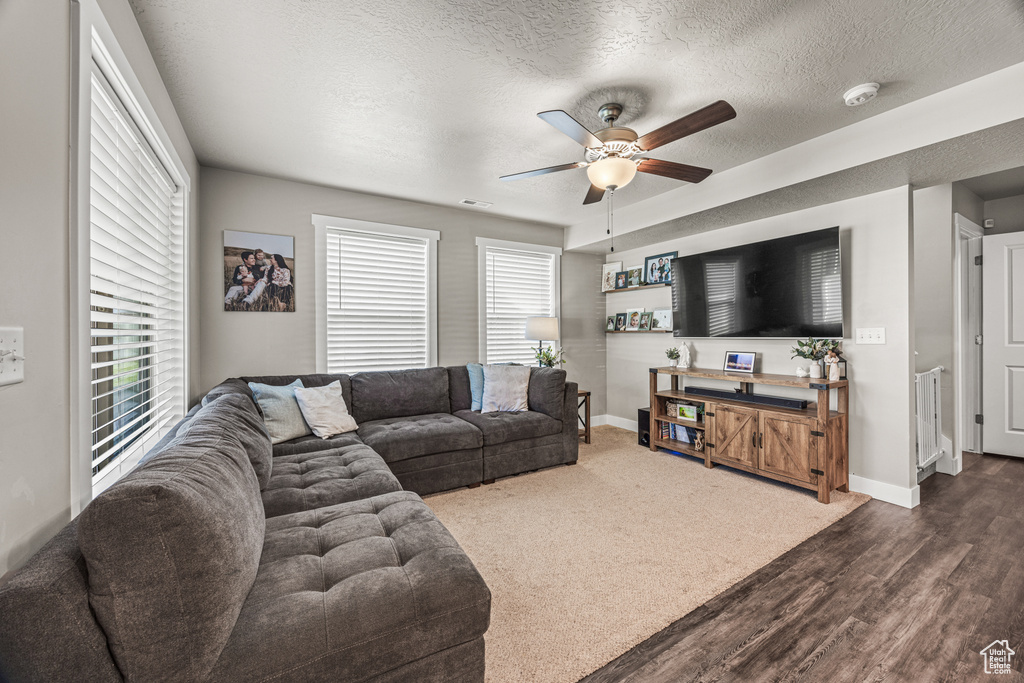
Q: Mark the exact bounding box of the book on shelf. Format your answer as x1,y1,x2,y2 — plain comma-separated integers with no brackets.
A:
660,422,699,444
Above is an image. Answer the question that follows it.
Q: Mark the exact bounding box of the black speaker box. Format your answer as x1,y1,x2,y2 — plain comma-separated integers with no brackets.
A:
638,407,651,447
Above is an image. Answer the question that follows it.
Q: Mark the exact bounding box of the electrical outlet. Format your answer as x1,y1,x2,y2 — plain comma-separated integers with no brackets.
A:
855,327,886,344
0,326,25,386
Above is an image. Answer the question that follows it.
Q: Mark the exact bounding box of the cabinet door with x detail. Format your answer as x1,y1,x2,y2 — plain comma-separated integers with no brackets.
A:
712,404,758,466
759,413,816,484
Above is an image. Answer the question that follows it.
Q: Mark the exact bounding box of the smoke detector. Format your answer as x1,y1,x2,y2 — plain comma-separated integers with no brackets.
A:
458,198,492,209
843,83,880,107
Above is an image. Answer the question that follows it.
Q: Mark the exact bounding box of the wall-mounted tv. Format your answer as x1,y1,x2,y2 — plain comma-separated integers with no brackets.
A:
670,227,843,339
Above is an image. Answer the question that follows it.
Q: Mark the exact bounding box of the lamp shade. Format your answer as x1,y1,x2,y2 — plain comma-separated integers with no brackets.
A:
586,157,637,190
524,316,559,341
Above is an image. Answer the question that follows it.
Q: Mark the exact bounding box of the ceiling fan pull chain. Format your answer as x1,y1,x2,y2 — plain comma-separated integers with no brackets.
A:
608,188,615,252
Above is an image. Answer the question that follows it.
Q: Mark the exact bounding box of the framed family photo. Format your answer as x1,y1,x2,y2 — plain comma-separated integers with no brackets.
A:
627,266,643,288
638,311,653,331
651,308,672,331
615,272,628,290
602,262,622,292
644,251,677,285
224,230,296,312
615,313,627,331
606,315,616,331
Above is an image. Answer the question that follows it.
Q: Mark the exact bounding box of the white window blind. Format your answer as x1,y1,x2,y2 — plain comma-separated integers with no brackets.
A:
89,63,185,492
705,259,739,336
481,245,559,365
325,228,432,373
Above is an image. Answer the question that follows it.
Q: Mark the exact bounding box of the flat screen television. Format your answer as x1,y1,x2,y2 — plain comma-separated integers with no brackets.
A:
670,227,843,338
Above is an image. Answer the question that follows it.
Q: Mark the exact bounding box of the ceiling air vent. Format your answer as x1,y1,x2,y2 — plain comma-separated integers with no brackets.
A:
459,199,492,209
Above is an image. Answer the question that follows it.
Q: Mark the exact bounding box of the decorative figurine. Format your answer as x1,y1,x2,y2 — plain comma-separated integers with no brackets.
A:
679,342,692,369
825,349,841,381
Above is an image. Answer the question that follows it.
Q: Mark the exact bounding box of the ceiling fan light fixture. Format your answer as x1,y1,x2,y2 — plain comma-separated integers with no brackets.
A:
587,157,637,190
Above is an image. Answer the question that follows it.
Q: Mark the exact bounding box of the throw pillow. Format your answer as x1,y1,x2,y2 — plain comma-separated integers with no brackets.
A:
248,379,310,444
294,381,358,439
481,364,531,413
467,362,485,411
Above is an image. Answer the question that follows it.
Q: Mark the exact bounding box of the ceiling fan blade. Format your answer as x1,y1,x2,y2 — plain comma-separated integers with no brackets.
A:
499,162,585,181
537,110,603,148
636,158,713,183
636,100,736,152
583,184,606,205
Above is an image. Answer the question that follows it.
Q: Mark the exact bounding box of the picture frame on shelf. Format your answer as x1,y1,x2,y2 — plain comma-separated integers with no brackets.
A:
638,311,653,331
724,351,757,373
651,308,672,331
606,315,616,331
625,309,643,331
615,313,627,331
677,404,698,421
602,261,622,292
644,251,677,285
615,272,628,289
627,266,643,288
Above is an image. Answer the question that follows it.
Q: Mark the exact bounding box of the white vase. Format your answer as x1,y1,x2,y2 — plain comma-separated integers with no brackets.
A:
668,358,678,368
809,363,823,379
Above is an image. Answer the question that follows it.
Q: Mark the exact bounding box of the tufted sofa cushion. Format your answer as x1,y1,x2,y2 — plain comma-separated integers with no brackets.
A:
453,409,561,446
358,413,483,463
261,444,403,519
209,492,491,682
272,431,364,457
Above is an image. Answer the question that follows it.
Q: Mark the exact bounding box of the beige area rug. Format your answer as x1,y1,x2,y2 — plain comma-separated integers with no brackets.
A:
424,425,869,683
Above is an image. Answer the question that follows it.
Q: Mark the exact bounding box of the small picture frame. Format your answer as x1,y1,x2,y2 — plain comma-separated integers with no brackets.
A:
615,313,627,331
644,252,677,285
677,404,698,421
625,310,642,331
627,266,643,288
602,261,622,292
638,311,653,331
651,308,672,331
615,272,628,289
606,315,616,331
724,351,757,373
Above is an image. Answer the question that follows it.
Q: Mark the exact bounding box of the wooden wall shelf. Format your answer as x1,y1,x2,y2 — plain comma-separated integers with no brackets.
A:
606,329,672,334
648,367,850,503
604,283,671,294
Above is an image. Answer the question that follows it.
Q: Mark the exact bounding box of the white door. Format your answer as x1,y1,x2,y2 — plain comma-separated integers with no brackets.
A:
982,232,1024,457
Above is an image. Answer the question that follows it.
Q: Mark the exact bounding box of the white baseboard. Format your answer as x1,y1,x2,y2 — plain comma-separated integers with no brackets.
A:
592,414,638,432
936,435,961,475
849,475,920,508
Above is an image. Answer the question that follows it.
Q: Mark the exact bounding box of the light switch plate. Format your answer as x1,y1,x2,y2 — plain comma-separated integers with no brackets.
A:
855,327,886,344
0,326,25,386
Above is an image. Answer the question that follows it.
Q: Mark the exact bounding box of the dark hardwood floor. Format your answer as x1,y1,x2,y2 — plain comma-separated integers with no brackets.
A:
581,452,1024,682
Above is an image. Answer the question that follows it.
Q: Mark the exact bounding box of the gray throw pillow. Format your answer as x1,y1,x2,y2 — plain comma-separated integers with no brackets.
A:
294,381,358,439
248,379,310,444
481,364,531,412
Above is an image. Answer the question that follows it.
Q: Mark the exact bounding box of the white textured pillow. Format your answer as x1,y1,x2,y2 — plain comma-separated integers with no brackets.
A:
481,364,531,413
293,381,358,439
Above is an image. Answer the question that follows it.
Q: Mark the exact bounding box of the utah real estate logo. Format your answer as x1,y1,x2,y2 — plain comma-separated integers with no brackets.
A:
980,640,1015,675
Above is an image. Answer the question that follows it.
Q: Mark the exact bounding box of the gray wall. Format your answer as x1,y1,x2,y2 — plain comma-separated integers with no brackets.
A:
0,0,199,575
952,183,985,227
984,194,1024,234
198,167,606,414
604,187,917,493
912,184,955,440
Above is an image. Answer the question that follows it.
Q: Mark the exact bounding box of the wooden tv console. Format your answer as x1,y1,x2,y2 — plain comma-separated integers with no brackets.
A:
648,367,849,503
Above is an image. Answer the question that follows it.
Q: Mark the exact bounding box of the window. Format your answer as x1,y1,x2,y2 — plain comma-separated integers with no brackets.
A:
313,216,439,373
705,258,739,336
88,61,185,494
477,238,561,365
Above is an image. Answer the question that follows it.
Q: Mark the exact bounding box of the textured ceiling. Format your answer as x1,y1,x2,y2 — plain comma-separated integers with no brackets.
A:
129,0,1024,228
960,165,1024,201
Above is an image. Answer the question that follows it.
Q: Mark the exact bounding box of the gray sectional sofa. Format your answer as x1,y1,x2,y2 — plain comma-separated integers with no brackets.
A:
0,365,578,682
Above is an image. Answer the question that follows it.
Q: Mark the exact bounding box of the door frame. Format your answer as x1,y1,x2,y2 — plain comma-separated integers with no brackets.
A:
952,213,983,474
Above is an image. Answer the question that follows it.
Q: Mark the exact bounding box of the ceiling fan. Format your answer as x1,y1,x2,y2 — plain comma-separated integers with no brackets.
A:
500,100,736,204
